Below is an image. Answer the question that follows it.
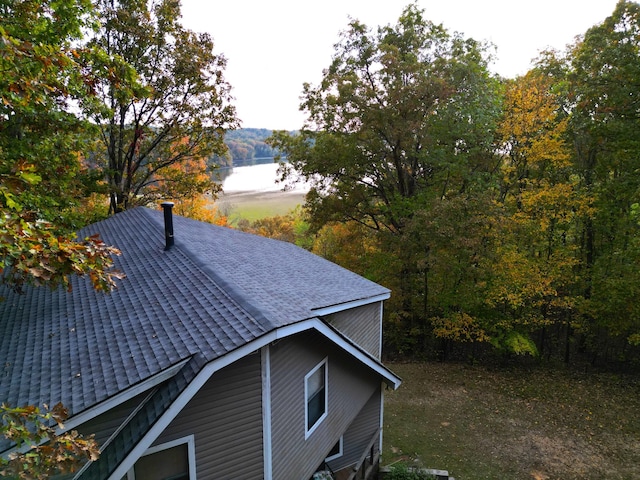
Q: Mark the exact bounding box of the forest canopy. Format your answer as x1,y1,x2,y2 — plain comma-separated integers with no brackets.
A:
270,1,640,366
212,128,291,167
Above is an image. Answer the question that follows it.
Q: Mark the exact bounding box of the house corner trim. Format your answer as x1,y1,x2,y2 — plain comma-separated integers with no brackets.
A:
261,345,273,480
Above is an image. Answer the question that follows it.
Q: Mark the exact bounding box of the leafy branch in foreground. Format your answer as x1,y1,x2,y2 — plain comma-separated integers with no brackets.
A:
0,403,99,479
0,0,124,293
0,212,124,293
0,166,123,294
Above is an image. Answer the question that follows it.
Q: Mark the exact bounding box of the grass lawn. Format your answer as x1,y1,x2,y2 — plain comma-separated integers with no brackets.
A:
382,362,640,480
214,190,305,224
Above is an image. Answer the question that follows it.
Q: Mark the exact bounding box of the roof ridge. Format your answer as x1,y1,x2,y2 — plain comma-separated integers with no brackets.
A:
140,208,277,332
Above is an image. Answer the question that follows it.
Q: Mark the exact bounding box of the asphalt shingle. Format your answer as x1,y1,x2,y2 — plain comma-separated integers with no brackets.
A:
0,207,389,424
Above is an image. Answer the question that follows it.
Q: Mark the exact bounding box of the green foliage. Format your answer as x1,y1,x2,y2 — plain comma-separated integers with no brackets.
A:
270,5,503,356
270,2,640,365
213,128,284,167
0,0,103,220
563,0,640,356
88,0,238,213
271,4,501,234
0,403,99,479
385,463,435,480
0,212,123,293
236,206,312,249
0,0,122,292
490,331,539,356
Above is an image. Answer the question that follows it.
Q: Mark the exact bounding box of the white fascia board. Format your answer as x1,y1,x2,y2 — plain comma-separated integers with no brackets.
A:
106,317,400,479
61,357,191,433
274,318,316,339
106,335,277,480
311,293,390,317
312,321,401,390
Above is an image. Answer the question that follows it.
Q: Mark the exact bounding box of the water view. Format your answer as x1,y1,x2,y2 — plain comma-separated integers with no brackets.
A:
214,158,308,222
217,158,290,193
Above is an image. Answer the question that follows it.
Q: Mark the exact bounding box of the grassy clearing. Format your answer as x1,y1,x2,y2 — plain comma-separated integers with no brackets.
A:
382,362,640,480
215,191,305,224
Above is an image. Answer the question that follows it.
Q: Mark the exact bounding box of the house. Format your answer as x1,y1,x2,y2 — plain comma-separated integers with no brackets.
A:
0,203,401,479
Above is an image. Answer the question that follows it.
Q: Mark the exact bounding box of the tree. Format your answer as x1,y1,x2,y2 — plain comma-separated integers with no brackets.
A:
567,0,640,356
89,0,238,214
0,403,99,479
0,0,122,292
518,0,640,364
271,4,500,234
488,70,584,358
270,4,502,355
157,155,228,224
403,193,499,355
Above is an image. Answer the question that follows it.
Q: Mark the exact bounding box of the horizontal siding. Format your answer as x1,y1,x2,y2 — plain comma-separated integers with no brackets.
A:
153,353,263,479
270,331,381,479
76,392,149,449
326,303,382,358
328,387,381,473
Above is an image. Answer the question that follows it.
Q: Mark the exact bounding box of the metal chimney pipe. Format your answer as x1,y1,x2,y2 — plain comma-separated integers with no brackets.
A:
161,202,175,250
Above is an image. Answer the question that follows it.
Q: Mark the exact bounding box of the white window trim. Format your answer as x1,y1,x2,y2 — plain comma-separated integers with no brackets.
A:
305,357,328,439
125,435,196,480
325,436,344,462
104,318,399,480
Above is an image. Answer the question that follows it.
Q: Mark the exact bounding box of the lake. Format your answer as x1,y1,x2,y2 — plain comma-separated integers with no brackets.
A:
217,158,306,193
214,158,308,221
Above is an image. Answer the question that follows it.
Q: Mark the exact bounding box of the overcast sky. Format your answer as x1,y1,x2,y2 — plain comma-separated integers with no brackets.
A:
180,0,619,130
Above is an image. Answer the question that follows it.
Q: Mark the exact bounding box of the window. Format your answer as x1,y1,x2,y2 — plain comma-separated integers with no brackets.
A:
305,358,328,437
325,436,343,462
126,436,196,480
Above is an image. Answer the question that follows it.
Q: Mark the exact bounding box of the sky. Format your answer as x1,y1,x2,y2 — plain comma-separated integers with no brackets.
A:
180,0,619,131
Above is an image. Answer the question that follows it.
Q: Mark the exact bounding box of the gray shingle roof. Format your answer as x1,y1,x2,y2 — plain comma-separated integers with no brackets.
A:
0,207,389,419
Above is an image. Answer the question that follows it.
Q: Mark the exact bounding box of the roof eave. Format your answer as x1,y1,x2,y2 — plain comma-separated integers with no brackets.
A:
63,357,192,434
78,318,401,479
311,292,391,317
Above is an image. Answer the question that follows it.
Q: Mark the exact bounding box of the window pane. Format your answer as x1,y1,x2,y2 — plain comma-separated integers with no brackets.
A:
307,387,326,429
134,443,189,480
307,362,326,431
307,365,324,397
327,439,341,459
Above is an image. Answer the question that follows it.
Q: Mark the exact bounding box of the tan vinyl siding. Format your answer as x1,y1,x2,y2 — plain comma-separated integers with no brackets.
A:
152,353,263,479
270,330,382,479
326,302,382,358
76,392,149,448
328,387,381,473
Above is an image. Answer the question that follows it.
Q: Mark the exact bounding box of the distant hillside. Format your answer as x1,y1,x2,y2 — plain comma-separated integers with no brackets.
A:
211,128,293,168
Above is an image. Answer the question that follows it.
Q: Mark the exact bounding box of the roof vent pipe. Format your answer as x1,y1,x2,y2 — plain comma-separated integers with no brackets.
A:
161,202,175,250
